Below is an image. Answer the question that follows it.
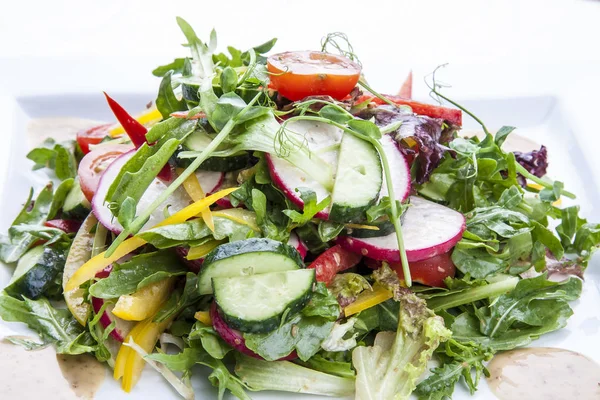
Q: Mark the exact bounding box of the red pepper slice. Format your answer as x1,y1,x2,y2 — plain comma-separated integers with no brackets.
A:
103,93,173,182
355,94,462,126
307,245,362,285
44,219,82,234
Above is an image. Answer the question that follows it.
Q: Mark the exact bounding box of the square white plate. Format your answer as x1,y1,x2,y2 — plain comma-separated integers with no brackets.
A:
0,61,598,400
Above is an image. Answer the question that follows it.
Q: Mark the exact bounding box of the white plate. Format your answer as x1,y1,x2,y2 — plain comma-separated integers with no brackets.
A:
0,61,599,400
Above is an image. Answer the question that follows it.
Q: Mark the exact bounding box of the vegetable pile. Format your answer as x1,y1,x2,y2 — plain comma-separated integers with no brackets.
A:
1,17,599,400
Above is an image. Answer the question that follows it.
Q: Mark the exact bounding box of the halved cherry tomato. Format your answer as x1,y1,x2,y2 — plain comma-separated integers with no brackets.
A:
44,219,82,234
354,94,463,126
308,245,362,285
267,51,361,101
76,124,112,154
78,144,132,202
366,251,456,287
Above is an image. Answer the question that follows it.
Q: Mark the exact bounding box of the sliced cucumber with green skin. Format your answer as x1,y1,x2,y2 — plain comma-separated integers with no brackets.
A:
329,133,382,223
213,269,315,333
199,238,304,295
63,179,91,219
4,245,67,299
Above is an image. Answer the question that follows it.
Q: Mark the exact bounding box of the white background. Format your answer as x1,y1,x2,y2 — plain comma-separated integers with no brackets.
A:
2,0,600,172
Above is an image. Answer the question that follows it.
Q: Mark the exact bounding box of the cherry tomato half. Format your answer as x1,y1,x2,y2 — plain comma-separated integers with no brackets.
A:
366,251,456,288
267,51,361,101
78,144,132,202
308,244,363,285
76,123,113,154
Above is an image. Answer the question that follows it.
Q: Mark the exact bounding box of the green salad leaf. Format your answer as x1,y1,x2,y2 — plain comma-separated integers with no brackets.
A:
88,251,187,299
0,295,97,354
27,138,77,181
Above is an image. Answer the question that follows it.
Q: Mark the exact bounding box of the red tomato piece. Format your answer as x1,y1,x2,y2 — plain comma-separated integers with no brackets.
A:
78,144,132,202
76,124,112,154
308,245,362,285
267,51,361,101
44,219,82,234
355,94,462,126
366,251,456,287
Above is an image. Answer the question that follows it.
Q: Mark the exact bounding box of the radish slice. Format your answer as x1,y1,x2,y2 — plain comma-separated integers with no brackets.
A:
92,150,222,233
266,120,343,219
210,302,297,360
380,135,411,202
288,231,308,259
337,196,465,262
91,265,135,342
175,246,203,273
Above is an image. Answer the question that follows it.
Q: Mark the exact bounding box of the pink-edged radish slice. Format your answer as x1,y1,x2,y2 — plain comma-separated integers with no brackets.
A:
266,120,343,219
337,196,465,262
91,265,135,342
92,150,222,233
210,302,297,361
380,134,411,202
288,231,308,259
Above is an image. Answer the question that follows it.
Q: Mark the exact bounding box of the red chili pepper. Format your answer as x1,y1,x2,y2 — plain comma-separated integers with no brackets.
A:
103,92,148,148
44,219,82,234
354,94,462,126
103,92,173,182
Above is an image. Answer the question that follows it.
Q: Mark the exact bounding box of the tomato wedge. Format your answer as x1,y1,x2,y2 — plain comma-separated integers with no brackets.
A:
308,245,362,285
366,251,456,287
355,94,462,126
76,124,112,154
267,51,361,101
44,219,82,234
78,144,132,202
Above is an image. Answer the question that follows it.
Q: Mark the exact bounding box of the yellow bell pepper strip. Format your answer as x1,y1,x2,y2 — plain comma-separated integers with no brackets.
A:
114,316,172,392
344,223,380,231
112,277,176,321
65,187,238,291
178,168,214,232
187,239,226,260
211,209,261,232
343,284,393,317
109,107,163,138
194,310,212,325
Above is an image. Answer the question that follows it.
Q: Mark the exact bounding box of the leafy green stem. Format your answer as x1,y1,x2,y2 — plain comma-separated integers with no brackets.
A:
105,92,262,257
515,164,576,199
358,78,396,108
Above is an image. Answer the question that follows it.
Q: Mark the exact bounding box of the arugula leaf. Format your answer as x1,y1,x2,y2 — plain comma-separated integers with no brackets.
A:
300,352,355,378
0,295,96,354
48,178,74,219
0,184,54,263
188,321,232,360
154,273,201,323
213,38,277,68
244,313,335,361
301,282,341,320
153,58,187,77
156,70,187,119
27,139,77,181
283,188,330,225
138,214,257,249
148,344,251,400
88,251,187,299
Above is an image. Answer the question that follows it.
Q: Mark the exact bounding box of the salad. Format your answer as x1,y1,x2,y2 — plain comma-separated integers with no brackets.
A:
1,17,598,400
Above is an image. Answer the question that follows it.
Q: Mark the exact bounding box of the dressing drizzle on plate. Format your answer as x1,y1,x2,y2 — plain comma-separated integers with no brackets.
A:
487,347,600,400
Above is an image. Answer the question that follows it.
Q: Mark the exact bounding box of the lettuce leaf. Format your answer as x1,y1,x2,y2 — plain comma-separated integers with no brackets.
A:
352,292,451,400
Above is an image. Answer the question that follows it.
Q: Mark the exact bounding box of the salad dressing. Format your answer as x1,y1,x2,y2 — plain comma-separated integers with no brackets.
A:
0,340,104,399
487,347,600,400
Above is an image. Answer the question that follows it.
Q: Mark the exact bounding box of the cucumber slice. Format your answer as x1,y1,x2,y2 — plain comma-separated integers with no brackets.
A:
329,133,382,223
213,269,315,333
5,245,67,299
63,179,91,219
199,238,304,295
